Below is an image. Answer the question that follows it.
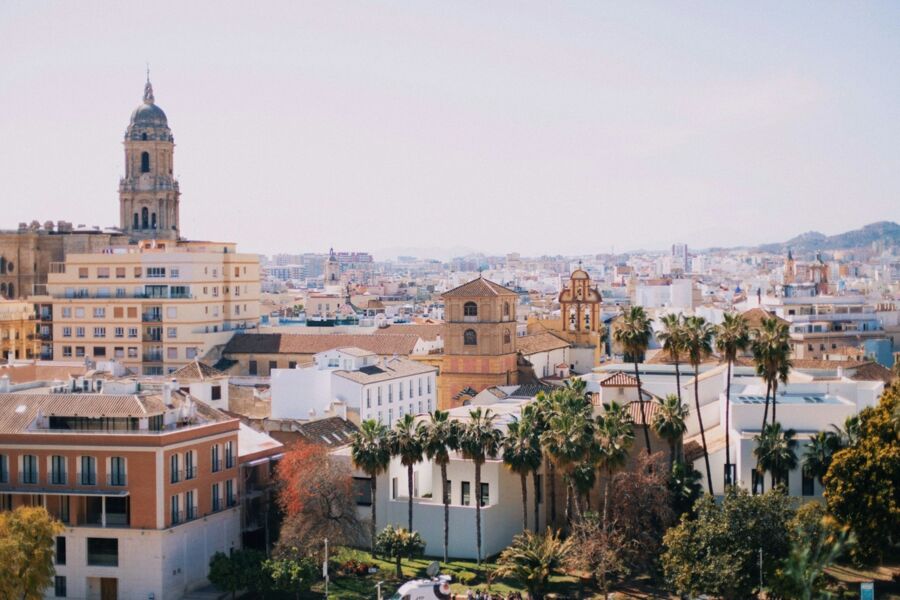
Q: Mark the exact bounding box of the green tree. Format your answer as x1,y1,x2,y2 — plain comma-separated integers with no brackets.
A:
751,316,792,432
715,312,750,485
208,549,266,600
754,421,798,490
657,313,687,404
495,529,572,600
613,305,653,454
350,418,391,555
263,555,318,600
541,393,595,523
0,506,63,600
668,460,703,518
503,411,543,533
683,315,715,493
420,409,459,562
802,430,836,486
374,525,425,578
652,393,688,468
595,400,634,526
388,413,424,532
662,488,794,599
824,382,900,564
459,407,502,565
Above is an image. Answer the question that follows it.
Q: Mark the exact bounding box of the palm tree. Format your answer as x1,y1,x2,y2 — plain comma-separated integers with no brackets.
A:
613,305,653,454
533,391,557,525
541,395,595,523
388,413,424,532
715,312,750,486
459,407,502,565
751,316,792,430
495,529,573,600
683,315,715,494
652,394,688,468
350,419,391,555
420,410,459,563
802,431,834,487
658,313,687,404
829,415,860,448
596,401,634,526
754,421,798,489
503,413,543,533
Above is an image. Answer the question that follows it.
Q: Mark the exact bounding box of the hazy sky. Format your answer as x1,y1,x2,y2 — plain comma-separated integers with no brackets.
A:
2,2,899,259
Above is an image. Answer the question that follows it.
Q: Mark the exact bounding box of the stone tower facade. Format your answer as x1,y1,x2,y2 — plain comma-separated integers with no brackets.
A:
558,265,603,346
439,277,519,408
323,248,342,293
119,77,180,241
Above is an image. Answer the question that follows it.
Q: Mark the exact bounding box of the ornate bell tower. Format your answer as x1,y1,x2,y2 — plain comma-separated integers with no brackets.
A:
119,75,180,241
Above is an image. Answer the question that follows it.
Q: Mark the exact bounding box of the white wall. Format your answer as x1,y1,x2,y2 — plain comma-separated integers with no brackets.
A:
270,367,334,419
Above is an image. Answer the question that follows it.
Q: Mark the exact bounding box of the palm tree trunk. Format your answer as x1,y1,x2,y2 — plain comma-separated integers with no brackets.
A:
533,470,540,532
564,475,572,525
441,461,449,563
370,475,378,556
674,358,682,404
570,481,582,521
758,379,771,494
520,472,528,533
396,555,402,578
634,360,652,455
668,440,676,470
548,460,557,526
475,461,483,566
695,364,713,494
761,379,772,432
724,358,733,486
602,466,611,527
772,382,778,425
407,464,414,532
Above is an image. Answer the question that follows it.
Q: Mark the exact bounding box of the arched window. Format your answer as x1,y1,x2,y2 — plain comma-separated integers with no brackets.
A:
151,213,157,229
463,302,478,317
503,329,511,344
7,283,12,298
141,207,149,229
141,133,148,141
0,257,5,274
463,329,477,346
0,283,6,296
503,302,510,318
133,213,139,229
141,151,150,173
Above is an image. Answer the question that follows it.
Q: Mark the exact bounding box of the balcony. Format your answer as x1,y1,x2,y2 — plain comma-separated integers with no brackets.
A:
141,313,162,322
106,473,127,487
49,471,67,486
18,472,38,485
143,353,163,363
185,466,196,480
211,459,223,473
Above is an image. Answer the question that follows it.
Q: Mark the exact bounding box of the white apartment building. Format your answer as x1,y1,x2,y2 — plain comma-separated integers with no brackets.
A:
270,348,437,426
32,240,260,375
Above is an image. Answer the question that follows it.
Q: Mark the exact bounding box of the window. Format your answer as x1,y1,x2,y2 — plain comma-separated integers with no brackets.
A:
418,378,423,396
171,495,180,524
463,301,478,317
503,301,510,318
226,479,236,506
80,456,96,485
109,457,126,486
463,329,477,345
75,346,85,357
147,267,166,278
225,441,235,468
212,483,221,511
93,307,106,317
461,481,471,506
140,151,150,173
802,473,815,496
62,346,72,357
114,327,124,338
62,327,72,338
55,536,66,565
93,346,106,358
211,385,222,401
97,267,110,279
353,477,373,506
115,267,126,279
288,361,297,369
399,384,404,401
74,307,85,318
388,384,393,402
503,329,511,344
170,454,180,483
186,490,196,519
391,477,398,500
167,347,178,360
480,482,489,507
21,454,38,484
128,327,138,338
269,360,277,372
62,307,72,318
185,451,195,480
87,537,118,566
186,347,198,359
211,445,221,472
51,455,67,485
428,377,432,394
78,267,88,279
93,327,105,338
170,268,180,278
0,455,8,482
377,387,382,406
75,327,85,338
366,389,371,408
249,360,258,375
127,347,138,358
54,576,66,598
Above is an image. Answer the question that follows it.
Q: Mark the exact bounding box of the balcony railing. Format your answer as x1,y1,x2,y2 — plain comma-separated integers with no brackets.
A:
225,455,235,469
143,353,163,362
185,466,196,480
141,313,162,322
18,472,38,484
106,473,127,487
49,471,67,485
80,474,97,486
211,459,223,473
226,495,238,508
186,505,198,521
171,510,184,525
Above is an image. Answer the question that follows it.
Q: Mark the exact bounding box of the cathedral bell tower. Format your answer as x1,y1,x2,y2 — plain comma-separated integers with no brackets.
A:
119,75,180,241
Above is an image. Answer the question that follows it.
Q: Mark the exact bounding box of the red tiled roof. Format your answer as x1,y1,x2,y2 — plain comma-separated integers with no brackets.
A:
374,324,444,341
741,307,789,329
626,399,659,426
517,332,570,355
224,333,421,356
599,371,640,387
441,277,518,299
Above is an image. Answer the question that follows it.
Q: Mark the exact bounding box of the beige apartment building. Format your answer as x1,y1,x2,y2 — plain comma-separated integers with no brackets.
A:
32,240,260,375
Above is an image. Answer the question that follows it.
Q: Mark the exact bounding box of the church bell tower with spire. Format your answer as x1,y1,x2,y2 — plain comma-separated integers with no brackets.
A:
119,74,180,241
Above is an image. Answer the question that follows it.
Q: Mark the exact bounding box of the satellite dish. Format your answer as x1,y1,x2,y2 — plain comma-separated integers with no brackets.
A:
426,561,440,578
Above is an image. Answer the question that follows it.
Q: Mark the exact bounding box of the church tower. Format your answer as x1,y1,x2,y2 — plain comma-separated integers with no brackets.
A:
119,76,180,241
323,248,342,294
558,264,602,346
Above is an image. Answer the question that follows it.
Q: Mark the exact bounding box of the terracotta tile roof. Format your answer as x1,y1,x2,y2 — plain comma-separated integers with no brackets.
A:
626,399,659,426
292,417,359,447
441,276,518,299
742,307,789,329
792,359,869,370
0,393,171,433
599,371,640,387
224,333,421,356
0,363,88,385
848,361,894,384
333,357,436,384
508,384,556,398
172,360,226,382
516,332,570,356
645,348,720,365
335,347,377,358
374,324,444,341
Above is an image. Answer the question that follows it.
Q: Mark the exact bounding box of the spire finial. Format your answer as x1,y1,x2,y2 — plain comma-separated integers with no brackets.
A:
143,64,155,104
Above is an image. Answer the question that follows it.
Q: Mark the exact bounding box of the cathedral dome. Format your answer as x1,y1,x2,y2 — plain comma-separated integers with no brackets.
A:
128,79,169,130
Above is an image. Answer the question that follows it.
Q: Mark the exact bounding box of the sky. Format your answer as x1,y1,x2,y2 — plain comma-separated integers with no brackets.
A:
1,2,899,260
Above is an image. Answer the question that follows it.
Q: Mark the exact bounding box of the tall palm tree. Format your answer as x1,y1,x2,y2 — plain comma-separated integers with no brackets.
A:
420,410,459,563
754,421,798,489
532,391,556,525
503,414,543,533
652,394,688,468
350,419,391,555
613,305,653,455
541,403,594,523
751,316,792,430
715,312,750,486
658,313,687,404
596,401,634,526
459,407,502,565
388,413,424,532
683,315,715,494
802,431,834,487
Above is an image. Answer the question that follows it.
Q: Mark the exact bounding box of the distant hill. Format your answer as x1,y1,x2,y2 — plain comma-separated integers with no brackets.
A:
756,221,900,254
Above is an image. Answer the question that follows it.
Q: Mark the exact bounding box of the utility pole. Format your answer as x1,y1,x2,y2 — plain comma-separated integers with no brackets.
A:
323,538,329,598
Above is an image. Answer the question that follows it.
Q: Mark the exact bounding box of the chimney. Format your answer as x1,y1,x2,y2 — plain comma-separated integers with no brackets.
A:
0,375,9,393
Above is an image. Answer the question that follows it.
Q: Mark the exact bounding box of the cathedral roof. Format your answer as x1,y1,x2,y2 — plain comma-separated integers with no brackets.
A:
441,276,518,299
129,79,169,129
